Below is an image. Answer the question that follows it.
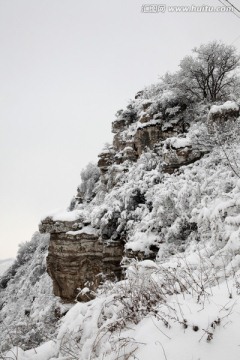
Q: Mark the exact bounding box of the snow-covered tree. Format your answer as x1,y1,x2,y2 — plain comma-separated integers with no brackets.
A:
177,41,240,102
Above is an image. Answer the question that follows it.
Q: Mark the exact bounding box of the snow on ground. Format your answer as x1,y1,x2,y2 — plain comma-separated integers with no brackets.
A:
0,258,14,276
127,280,240,360
5,261,240,360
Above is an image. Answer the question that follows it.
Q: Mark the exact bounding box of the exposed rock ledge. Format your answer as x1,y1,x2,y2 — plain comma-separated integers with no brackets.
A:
40,221,123,301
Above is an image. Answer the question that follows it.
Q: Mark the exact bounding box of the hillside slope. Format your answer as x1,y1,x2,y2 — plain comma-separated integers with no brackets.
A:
1,81,240,359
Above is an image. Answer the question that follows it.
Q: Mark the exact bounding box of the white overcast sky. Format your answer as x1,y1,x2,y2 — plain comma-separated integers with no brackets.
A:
1,0,240,259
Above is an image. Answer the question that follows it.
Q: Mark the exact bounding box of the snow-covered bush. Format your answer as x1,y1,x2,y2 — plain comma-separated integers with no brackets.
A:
0,232,58,354
77,162,100,202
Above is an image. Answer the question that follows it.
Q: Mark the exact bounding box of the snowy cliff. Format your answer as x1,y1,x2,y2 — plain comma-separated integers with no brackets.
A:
1,81,240,359
40,89,240,303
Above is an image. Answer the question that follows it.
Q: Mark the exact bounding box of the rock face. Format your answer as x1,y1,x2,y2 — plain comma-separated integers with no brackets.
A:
42,225,123,301
40,218,123,302
112,119,128,134
133,120,186,156
162,138,203,173
47,231,101,301
110,114,189,164
98,149,115,173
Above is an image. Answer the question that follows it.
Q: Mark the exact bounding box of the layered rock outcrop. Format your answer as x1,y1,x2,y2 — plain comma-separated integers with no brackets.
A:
100,101,192,173
40,221,123,301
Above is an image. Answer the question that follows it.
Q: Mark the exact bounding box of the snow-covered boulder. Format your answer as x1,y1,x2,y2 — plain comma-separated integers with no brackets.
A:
208,101,239,132
162,136,203,173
